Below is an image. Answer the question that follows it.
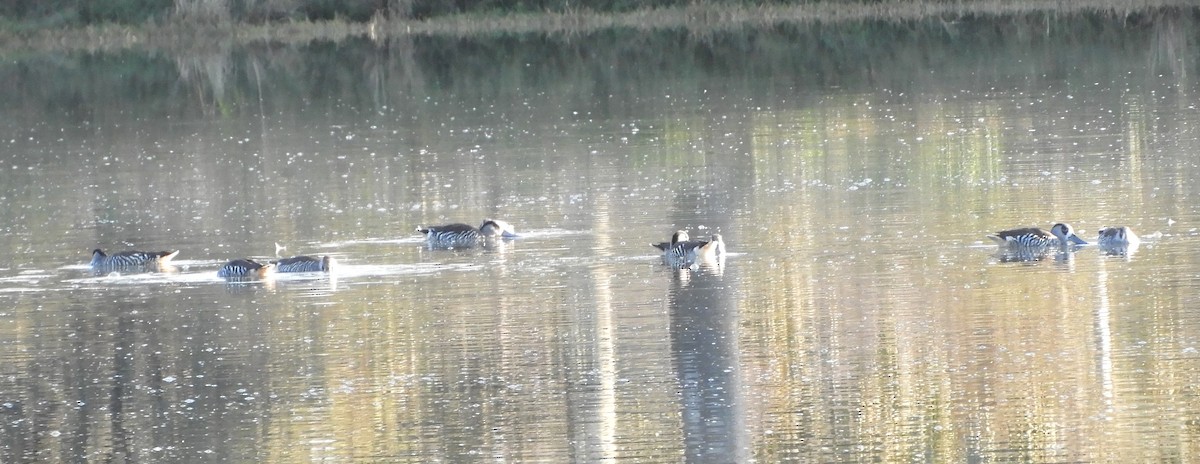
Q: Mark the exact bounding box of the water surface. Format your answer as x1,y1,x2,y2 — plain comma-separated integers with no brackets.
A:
3,13,1200,462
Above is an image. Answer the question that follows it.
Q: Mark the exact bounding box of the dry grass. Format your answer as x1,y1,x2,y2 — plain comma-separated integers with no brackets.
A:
0,0,1192,53
385,0,1191,36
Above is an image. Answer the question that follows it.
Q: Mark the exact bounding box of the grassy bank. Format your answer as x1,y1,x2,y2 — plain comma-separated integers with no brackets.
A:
1,0,1195,53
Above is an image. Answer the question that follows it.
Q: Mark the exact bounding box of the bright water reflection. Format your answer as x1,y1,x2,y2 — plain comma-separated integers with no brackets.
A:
4,12,1200,463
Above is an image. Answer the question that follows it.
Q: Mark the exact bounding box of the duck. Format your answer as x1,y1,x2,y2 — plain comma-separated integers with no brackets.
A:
986,223,1088,248
217,259,274,278
416,219,518,248
91,249,180,268
662,233,725,264
1097,226,1140,247
273,255,333,273
651,230,690,252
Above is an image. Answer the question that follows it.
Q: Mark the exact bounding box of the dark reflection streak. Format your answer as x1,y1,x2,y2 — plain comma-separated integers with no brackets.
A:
1151,13,1187,78
68,302,94,464
251,57,271,178
109,311,134,463
3,325,56,463
366,43,387,114
662,108,751,462
144,306,170,458
668,264,745,463
0,397,27,462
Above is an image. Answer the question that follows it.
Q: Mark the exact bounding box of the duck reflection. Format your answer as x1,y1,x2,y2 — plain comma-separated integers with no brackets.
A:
221,275,277,293
272,273,338,293
667,261,745,462
89,262,179,277
992,248,1078,267
664,254,726,277
417,236,516,258
1099,244,1138,259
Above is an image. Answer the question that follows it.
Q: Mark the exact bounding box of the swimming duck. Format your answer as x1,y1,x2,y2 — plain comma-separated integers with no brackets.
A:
651,230,690,252
274,255,333,273
662,234,725,264
417,219,518,248
91,249,180,268
218,259,274,278
1097,226,1140,247
986,223,1087,248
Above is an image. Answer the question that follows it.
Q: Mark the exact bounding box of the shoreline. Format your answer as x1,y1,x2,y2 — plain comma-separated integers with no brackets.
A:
1,0,1194,53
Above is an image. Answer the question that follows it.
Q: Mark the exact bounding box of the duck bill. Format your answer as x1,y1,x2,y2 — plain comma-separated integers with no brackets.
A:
1068,234,1088,245
501,231,519,239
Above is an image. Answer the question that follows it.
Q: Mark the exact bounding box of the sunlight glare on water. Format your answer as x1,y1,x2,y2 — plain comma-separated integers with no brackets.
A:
3,14,1200,463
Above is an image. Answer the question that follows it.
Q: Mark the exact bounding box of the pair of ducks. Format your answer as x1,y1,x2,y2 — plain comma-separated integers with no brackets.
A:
216,255,334,278
651,230,726,265
422,220,729,267
219,219,518,276
89,249,333,278
421,220,729,269
987,223,1140,250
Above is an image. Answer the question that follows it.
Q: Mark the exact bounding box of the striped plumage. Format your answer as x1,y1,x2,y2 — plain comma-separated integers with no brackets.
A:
218,259,274,278
662,233,725,265
987,223,1087,249
651,230,690,252
91,249,179,268
417,219,518,248
274,255,333,273
1098,226,1139,247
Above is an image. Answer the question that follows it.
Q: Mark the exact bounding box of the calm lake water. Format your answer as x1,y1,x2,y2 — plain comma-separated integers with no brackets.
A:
4,11,1200,462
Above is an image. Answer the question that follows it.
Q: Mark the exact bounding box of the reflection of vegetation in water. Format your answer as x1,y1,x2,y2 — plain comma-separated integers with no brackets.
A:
0,12,1188,246
1,12,1192,122
1,2,1197,53
6,0,1188,23
0,12,1190,247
